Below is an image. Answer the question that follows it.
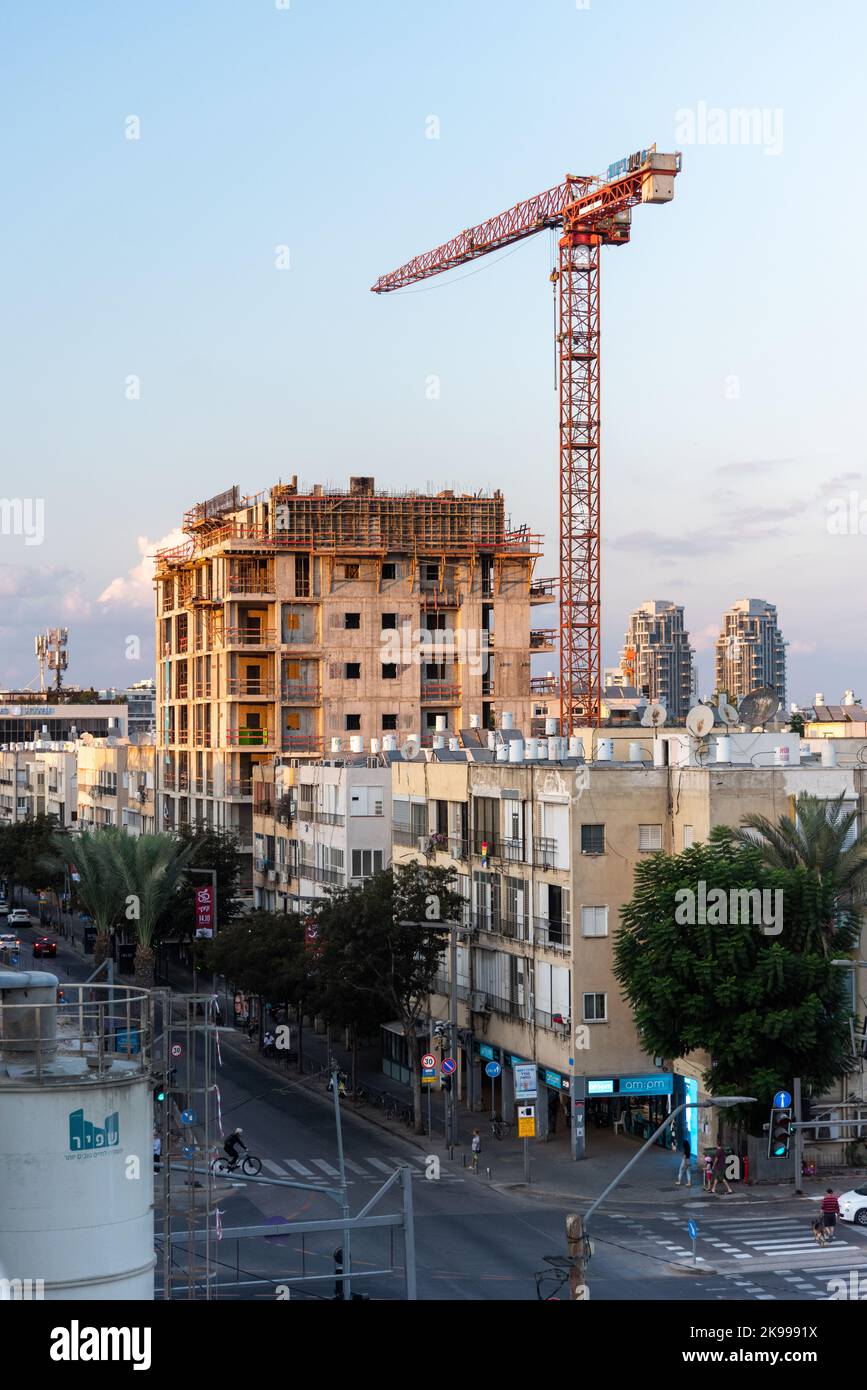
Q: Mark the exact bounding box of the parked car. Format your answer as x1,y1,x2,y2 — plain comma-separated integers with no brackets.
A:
32,937,57,958
0,900,9,916
8,909,33,927
838,1185,867,1226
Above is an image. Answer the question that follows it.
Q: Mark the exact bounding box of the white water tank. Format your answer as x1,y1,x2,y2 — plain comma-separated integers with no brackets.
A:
843,689,856,706
448,737,460,751
382,735,398,752
0,977,154,1300
470,714,481,729
568,735,582,759
509,739,525,763
716,735,732,763
821,741,838,768
330,737,342,753
435,715,447,733
545,718,558,737
653,738,667,768
596,738,614,762
815,693,825,707
628,742,644,763
774,745,790,765
525,737,540,760
501,712,514,731
487,731,496,750
537,739,548,759
349,736,364,754
370,738,381,755
496,741,509,762
433,734,446,750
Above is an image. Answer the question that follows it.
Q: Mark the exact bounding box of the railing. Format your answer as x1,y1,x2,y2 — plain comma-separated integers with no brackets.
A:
471,835,525,864
226,728,272,746
226,574,275,595
533,836,558,867
193,682,212,699
534,1006,570,1031
282,683,321,703
311,810,345,826
530,675,559,695
534,919,571,950
530,629,557,650
419,589,461,610
225,779,253,797
392,826,421,847
297,861,344,887
253,798,274,817
529,577,557,600
227,677,276,697
487,993,518,1019
281,734,323,754
421,682,461,702
223,627,277,645
448,836,469,860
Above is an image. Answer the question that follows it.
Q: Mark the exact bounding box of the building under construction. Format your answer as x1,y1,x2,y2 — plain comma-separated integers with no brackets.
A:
154,477,554,894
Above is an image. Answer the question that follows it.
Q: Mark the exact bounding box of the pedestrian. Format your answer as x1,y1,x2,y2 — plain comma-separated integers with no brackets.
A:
703,1153,713,1190
246,1018,258,1045
471,1129,481,1174
711,1142,733,1195
820,1187,840,1241
675,1134,692,1188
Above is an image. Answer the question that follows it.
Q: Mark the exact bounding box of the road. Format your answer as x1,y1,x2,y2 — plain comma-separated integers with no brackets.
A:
13,910,867,1302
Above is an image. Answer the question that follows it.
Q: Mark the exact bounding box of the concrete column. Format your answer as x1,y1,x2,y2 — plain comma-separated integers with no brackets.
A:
502,1064,516,1117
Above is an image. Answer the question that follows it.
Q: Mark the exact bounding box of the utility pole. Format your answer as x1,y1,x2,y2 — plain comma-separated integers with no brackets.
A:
449,918,459,1151
566,1213,587,1300
793,1077,803,1195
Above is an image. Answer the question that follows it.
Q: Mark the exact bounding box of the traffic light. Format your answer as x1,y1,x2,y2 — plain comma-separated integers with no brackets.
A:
154,1085,166,1104
768,1105,793,1158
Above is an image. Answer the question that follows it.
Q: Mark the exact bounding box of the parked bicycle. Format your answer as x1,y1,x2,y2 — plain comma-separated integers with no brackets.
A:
211,1152,263,1178
490,1114,512,1140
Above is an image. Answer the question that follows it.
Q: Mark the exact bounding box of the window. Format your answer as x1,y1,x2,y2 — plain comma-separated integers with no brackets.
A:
381,612,397,629
345,714,361,731
682,824,694,849
424,563,439,584
351,848,383,879
581,906,608,938
581,824,605,855
583,992,607,1022
381,663,397,680
343,564,360,580
382,713,398,730
344,612,360,630
638,824,662,852
345,662,361,680
382,562,396,580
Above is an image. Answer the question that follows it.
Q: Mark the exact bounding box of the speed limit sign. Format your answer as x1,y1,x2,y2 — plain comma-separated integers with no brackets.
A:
171,1043,183,1058
422,1054,436,1070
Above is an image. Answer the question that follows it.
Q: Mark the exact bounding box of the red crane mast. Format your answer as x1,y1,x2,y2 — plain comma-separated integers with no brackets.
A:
372,148,681,731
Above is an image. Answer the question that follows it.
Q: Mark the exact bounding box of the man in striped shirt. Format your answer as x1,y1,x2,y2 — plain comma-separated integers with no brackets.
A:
821,1188,841,1240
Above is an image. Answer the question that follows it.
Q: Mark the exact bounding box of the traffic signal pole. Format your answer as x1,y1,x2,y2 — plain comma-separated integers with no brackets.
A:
793,1077,803,1195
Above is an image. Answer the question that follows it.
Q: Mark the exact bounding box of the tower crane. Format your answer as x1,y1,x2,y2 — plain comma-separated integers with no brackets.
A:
372,147,681,730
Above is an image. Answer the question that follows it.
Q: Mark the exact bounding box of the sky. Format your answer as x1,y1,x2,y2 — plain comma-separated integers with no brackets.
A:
0,0,864,706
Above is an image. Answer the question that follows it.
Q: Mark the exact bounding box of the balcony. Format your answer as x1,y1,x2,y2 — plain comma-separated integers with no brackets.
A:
534,1006,570,1031
297,860,344,887
224,627,276,647
534,919,571,951
421,682,461,704
227,677,276,698
419,590,461,611
533,836,558,868
529,577,557,604
281,733,323,755
471,835,525,864
226,573,275,596
393,826,423,848
530,675,559,696
253,797,274,817
282,683,321,704
226,728,272,747
193,682,212,699
310,809,345,827
530,629,557,653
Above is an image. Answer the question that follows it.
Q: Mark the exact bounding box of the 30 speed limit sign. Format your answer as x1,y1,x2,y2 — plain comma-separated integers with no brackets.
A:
171,1043,183,1058
422,1054,436,1070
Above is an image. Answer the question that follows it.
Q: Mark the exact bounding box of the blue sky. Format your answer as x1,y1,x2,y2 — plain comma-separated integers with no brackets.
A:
0,0,864,704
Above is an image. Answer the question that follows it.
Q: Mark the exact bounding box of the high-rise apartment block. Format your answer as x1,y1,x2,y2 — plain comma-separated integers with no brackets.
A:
619,601,695,717
715,598,786,706
153,477,554,895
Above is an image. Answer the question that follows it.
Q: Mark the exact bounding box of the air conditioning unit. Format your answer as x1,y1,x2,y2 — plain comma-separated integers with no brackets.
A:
417,836,429,853
267,870,277,883
469,992,491,1014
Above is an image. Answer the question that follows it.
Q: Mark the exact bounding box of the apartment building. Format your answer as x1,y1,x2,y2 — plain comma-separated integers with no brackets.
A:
154,477,552,896
99,680,157,737
620,600,696,717
392,727,867,1159
76,740,156,835
715,597,787,705
0,745,78,827
252,754,392,912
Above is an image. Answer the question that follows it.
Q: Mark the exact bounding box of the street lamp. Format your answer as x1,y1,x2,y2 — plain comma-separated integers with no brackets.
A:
583,1095,756,1230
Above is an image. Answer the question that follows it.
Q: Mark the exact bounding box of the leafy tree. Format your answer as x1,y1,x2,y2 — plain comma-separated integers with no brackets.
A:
614,833,859,1132
155,826,243,944
314,861,465,1132
788,712,806,738
206,911,311,1065
114,833,196,987
50,827,128,966
0,814,63,903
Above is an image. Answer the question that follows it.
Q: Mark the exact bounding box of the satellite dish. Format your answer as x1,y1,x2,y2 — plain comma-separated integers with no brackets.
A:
400,738,421,761
717,697,740,727
685,705,715,738
641,703,668,728
737,686,781,730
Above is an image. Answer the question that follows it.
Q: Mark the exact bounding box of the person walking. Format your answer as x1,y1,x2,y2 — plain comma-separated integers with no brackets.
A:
675,1135,692,1187
471,1129,481,1174
820,1188,840,1241
711,1142,733,1195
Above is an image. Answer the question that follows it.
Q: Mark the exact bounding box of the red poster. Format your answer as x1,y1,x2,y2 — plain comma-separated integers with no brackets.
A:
304,916,320,951
195,885,214,939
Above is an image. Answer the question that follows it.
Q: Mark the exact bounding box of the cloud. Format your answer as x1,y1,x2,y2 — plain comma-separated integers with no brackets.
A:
691,623,721,653
99,528,185,607
788,639,817,656
714,457,793,477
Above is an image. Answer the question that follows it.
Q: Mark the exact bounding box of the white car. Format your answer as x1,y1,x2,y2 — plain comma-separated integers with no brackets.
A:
838,1185,867,1227
0,933,20,949
0,900,9,916
8,909,33,927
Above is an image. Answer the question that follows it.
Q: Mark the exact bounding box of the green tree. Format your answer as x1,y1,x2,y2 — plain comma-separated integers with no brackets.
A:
0,814,63,904
314,861,465,1133
788,712,806,738
614,834,859,1131
51,827,128,966
115,833,196,987
206,911,311,1063
156,826,243,944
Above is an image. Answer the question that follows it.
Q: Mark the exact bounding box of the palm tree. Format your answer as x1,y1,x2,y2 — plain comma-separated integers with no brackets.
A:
732,791,867,949
52,828,127,965
115,833,195,987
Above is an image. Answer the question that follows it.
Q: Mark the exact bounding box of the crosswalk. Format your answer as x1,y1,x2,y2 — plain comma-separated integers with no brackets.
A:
255,1154,463,1185
607,1208,865,1268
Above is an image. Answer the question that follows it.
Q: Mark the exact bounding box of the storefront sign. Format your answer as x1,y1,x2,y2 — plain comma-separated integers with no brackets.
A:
479,1043,497,1061
544,1070,562,1090
194,885,214,939
619,1074,673,1096
587,1078,615,1096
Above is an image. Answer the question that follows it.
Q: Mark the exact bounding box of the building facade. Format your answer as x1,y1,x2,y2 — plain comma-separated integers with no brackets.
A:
715,598,787,706
619,601,696,717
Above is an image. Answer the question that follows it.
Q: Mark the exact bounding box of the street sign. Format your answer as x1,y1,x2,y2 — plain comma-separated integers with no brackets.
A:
170,1043,183,1058
518,1104,536,1138
773,1089,792,1110
513,1062,537,1100
687,1220,697,1239
180,1109,196,1125
422,1070,436,1085
485,1061,502,1079
194,884,214,940
422,1054,436,1070
441,1057,457,1075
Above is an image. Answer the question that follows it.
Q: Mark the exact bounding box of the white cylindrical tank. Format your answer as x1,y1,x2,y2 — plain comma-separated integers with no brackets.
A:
821,741,838,768
448,737,460,751
716,735,732,763
496,741,509,762
487,731,496,750
508,739,525,763
545,717,558,737
628,741,643,763
349,735,364,754
0,978,154,1300
774,745,790,766
815,693,825,707
433,734,446,750
596,738,614,762
525,737,540,760
843,689,856,706
382,735,397,752
435,715,447,733
470,714,481,729
537,739,548,759
568,735,582,759
653,738,667,768
330,737,342,754
369,738,381,755
500,711,514,731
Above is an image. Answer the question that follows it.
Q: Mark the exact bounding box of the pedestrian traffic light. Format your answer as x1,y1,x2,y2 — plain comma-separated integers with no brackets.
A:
768,1105,793,1158
154,1085,166,1104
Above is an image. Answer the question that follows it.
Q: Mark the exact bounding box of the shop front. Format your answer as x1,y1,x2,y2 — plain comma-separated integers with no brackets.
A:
582,1072,676,1148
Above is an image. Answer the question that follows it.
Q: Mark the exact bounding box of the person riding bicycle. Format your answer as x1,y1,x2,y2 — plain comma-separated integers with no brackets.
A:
223,1127,246,1166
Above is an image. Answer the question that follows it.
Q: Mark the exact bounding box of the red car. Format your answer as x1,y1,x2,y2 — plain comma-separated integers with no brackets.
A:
32,937,57,958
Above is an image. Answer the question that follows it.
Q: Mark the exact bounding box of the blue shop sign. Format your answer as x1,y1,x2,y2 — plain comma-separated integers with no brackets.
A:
619,1074,673,1096
479,1043,496,1061
587,1078,615,1096
544,1070,562,1090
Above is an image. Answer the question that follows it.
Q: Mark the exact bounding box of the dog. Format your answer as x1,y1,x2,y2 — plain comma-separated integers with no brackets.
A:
812,1217,832,1246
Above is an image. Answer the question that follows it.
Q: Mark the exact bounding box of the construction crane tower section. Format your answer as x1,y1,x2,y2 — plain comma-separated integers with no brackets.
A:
372,148,680,730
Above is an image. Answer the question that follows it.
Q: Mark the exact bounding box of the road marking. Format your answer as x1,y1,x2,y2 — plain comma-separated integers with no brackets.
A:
365,1157,398,1175
262,1160,287,1176
311,1159,341,1177
343,1159,370,1175
285,1159,320,1178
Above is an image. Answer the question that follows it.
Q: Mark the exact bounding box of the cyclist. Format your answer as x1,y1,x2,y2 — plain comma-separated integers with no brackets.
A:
223,1127,247,1168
